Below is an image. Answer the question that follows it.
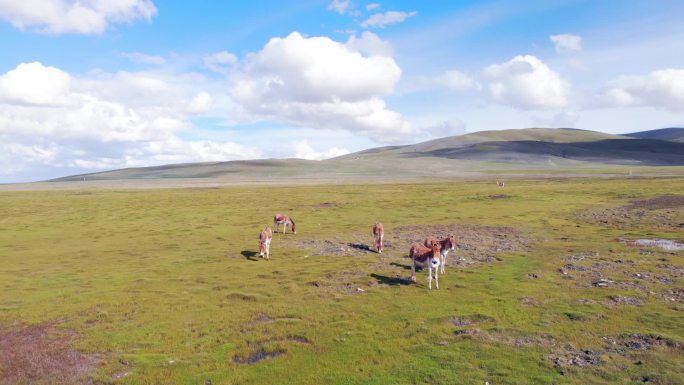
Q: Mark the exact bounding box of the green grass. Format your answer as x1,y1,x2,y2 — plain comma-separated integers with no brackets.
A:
1,178,683,384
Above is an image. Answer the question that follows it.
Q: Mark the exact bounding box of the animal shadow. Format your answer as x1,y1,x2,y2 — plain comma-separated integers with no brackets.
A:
390,262,413,270
241,250,259,261
348,243,371,251
370,273,413,286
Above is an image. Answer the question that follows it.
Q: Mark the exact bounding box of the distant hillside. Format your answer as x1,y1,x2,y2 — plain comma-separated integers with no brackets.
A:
626,127,684,142
48,127,684,182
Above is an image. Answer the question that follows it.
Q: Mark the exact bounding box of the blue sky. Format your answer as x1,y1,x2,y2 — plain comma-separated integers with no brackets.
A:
0,0,683,182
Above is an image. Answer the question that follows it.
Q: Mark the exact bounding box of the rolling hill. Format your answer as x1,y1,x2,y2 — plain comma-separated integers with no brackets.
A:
49,128,684,182
626,127,684,142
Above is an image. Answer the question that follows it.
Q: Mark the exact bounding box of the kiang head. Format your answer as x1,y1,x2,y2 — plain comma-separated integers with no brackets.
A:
447,234,457,250
430,242,441,267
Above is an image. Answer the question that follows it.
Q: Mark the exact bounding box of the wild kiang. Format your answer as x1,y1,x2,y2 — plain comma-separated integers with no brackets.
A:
273,214,296,234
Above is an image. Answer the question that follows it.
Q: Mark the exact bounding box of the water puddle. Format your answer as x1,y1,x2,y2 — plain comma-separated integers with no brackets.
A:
624,239,684,251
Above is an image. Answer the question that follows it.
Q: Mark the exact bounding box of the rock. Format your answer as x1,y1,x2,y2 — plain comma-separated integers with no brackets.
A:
593,278,613,287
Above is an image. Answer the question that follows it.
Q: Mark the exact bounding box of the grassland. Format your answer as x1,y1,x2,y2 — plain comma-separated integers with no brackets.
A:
1,177,683,384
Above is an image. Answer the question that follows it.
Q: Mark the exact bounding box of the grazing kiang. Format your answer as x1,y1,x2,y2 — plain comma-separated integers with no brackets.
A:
258,226,273,259
372,222,384,253
409,241,442,289
424,234,457,274
273,214,296,234
496,180,505,188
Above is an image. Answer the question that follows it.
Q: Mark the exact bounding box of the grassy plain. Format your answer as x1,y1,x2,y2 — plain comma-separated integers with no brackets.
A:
1,177,683,384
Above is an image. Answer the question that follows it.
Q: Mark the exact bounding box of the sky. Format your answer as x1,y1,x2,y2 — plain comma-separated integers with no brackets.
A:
0,0,683,183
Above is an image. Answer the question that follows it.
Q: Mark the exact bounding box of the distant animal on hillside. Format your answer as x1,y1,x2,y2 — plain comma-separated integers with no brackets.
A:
409,241,442,289
372,222,384,253
274,214,296,234
424,234,457,274
496,180,505,188
258,226,273,259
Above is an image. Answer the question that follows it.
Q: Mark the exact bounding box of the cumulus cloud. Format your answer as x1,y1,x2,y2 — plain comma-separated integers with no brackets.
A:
361,10,417,29
0,0,157,35
0,61,259,181
203,51,238,74
0,62,72,106
597,68,684,111
188,91,213,114
290,140,349,160
549,34,582,54
346,31,393,57
366,3,381,11
230,32,415,142
483,55,569,109
121,51,165,65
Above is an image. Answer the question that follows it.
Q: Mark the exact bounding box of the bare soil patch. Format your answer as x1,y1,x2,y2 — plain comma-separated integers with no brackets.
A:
282,223,532,262
604,334,680,352
281,237,376,257
662,287,684,303
0,321,99,385
628,195,684,210
578,195,684,231
391,223,533,264
549,348,603,369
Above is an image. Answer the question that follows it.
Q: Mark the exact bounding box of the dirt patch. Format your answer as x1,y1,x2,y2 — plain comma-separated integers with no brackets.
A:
391,223,533,264
628,195,684,210
605,295,645,306
662,287,684,303
578,196,684,231
282,238,376,257
604,334,680,351
0,321,99,385
549,348,603,369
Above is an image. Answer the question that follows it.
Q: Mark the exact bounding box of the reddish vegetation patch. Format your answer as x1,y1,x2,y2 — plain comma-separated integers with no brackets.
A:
628,195,684,210
0,321,99,385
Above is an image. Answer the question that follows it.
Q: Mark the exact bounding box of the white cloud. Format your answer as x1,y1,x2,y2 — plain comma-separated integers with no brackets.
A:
483,55,569,109
290,140,349,160
366,3,380,11
598,68,684,111
437,70,479,91
0,61,259,181
346,31,393,57
203,51,238,74
230,32,415,142
328,0,351,14
121,52,166,65
0,62,72,106
361,10,417,29
0,0,157,35
550,34,582,53
188,91,213,114
424,119,466,137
